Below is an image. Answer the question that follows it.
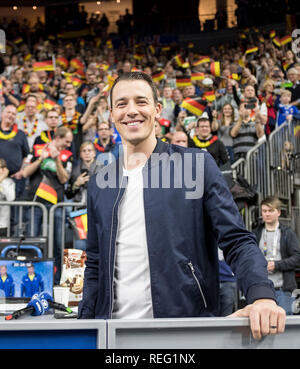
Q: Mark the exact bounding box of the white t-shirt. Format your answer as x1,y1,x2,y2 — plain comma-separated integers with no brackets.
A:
0,178,16,228
112,165,153,319
16,112,48,150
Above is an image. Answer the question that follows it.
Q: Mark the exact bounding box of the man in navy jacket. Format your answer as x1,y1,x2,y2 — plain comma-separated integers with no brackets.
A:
78,72,286,340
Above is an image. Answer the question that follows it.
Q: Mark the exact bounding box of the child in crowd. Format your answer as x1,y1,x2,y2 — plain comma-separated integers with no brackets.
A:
0,159,16,236
277,89,300,127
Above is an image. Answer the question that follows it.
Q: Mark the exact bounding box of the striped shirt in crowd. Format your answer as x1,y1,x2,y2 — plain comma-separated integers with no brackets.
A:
232,120,258,159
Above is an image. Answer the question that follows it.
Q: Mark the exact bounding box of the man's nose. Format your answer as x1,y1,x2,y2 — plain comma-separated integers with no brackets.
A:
126,100,139,116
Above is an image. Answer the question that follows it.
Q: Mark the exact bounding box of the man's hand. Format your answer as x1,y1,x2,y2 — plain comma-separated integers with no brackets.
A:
74,172,90,187
228,299,286,340
11,169,24,180
267,261,275,272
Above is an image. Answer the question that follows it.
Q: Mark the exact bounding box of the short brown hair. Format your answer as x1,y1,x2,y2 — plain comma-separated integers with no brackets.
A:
45,109,59,118
0,158,7,169
54,126,72,139
110,71,158,107
80,141,95,153
97,120,111,130
261,196,282,211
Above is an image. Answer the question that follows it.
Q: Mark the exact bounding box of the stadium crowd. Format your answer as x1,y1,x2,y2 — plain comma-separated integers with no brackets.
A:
0,15,300,313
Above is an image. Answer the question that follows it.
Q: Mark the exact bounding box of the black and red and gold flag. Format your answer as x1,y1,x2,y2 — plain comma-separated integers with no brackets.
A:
181,96,207,116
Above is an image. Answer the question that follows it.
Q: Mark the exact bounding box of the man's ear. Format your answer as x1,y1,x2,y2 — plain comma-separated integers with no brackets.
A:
155,102,162,120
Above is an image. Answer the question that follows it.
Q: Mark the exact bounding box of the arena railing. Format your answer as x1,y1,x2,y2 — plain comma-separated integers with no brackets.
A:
48,201,85,261
268,119,300,217
0,200,48,238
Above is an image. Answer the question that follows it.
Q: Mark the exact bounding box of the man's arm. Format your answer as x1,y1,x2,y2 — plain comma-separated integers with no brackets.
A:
23,145,49,178
78,177,100,319
55,156,69,184
23,156,43,178
230,119,242,138
255,120,265,139
203,152,286,340
274,228,300,271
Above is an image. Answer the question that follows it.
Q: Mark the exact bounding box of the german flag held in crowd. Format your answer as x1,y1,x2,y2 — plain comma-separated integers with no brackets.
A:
70,58,84,70
33,60,54,72
203,90,216,102
152,70,165,82
191,72,205,81
176,76,192,88
35,176,57,205
193,56,210,66
210,62,220,77
174,54,185,67
181,96,207,116
245,46,258,55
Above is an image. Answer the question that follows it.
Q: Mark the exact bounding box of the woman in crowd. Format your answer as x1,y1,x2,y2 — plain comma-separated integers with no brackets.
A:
211,103,236,163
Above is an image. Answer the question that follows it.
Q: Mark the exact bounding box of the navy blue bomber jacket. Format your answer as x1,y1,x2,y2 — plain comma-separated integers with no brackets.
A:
78,139,276,319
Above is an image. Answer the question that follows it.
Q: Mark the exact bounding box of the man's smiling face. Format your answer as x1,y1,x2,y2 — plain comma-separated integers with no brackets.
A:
110,79,162,147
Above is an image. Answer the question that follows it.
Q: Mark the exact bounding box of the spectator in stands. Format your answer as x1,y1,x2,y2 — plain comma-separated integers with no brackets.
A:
258,79,277,134
65,141,98,251
286,68,300,105
77,70,99,103
16,94,48,150
94,121,119,165
175,109,188,130
23,126,73,285
240,67,257,89
1,78,20,107
30,109,60,161
172,88,183,119
240,84,268,125
192,112,229,167
211,103,236,163
253,196,300,315
0,105,29,200
0,158,15,237
154,120,169,142
80,71,286,341
57,82,86,113
281,140,294,170
283,50,299,72
170,131,188,147
212,78,241,115
230,101,265,160
60,95,83,160
160,86,175,128
182,84,196,99
0,265,14,297
23,73,46,102
10,68,25,97
65,141,97,204
96,96,111,124
276,89,300,127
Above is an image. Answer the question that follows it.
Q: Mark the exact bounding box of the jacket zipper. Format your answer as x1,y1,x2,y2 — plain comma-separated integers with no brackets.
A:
109,175,126,318
188,262,207,309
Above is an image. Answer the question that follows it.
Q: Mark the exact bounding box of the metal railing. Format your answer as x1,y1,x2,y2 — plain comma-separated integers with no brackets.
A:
269,122,293,216
230,118,300,230
231,157,245,180
48,201,85,260
0,201,48,237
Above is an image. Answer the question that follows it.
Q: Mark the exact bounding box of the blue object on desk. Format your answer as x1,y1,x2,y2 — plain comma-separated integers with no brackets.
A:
0,329,97,349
